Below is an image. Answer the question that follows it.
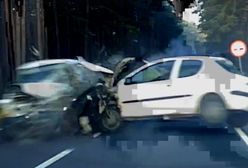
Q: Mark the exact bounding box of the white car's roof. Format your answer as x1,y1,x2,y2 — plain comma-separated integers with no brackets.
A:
149,56,227,64
124,56,229,78
17,59,114,74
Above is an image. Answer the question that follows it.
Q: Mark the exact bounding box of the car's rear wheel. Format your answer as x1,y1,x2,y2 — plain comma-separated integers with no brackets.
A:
199,94,229,124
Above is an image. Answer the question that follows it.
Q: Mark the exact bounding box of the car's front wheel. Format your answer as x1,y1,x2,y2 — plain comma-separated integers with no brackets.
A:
79,87,121,134
199,93,229,124
99,105,121,133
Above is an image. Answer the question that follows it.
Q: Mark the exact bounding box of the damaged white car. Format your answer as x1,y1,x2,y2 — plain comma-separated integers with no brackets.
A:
0,58,121,139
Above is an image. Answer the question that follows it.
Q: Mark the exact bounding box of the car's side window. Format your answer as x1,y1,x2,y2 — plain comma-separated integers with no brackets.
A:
179,60,202,78
130,61,175,84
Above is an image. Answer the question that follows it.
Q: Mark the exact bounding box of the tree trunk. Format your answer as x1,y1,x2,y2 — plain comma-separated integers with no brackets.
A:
53,0,60,58
84,0,89,60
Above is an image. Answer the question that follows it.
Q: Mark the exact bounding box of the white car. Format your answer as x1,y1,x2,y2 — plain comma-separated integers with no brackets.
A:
117,56,248,124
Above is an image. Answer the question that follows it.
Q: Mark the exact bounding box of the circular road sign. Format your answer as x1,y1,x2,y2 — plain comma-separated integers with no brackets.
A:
230,40,247,57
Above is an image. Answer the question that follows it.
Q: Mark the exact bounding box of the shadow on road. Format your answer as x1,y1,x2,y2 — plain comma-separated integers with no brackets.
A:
99,119,248,168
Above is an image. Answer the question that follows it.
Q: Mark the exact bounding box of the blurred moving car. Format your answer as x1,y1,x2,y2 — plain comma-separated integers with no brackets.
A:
117,56,248,125
0,58,121,139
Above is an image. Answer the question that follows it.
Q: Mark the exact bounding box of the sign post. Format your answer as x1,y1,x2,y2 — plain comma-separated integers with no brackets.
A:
238,57,243,73
230,40,247,73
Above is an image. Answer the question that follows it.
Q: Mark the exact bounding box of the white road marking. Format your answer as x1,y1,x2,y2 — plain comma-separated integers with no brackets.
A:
234,128,248,146
34,148,74,168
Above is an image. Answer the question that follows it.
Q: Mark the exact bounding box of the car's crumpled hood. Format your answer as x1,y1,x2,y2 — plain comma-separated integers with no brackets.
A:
77,56,114,74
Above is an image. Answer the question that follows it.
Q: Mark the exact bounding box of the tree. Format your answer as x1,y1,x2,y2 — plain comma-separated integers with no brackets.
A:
44,0,183,62
199,0,248,72
182,21,206,54
199,0,248,53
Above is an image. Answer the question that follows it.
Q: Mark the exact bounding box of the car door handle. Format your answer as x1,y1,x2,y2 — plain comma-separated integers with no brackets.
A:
166,84,171,87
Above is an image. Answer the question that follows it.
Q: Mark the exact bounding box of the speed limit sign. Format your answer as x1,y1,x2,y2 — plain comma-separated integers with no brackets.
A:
230,40,247,73
230,40,247,57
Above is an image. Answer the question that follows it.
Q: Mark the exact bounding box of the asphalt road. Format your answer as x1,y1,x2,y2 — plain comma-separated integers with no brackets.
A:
1,118,248,168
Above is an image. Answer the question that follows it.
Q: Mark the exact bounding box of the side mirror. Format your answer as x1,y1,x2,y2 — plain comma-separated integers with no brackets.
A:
125,77,132,85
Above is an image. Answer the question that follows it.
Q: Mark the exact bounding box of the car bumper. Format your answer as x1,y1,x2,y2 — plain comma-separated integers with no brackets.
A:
0,110,62,131
0,115,30,130
0,115,32,140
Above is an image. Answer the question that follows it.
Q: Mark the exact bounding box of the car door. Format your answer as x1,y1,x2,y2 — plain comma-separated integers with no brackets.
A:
172,59,204,114
118,60,178,118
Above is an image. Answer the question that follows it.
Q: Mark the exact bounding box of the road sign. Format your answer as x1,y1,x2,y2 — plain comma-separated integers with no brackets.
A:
230,40,247,57
230,40,247,73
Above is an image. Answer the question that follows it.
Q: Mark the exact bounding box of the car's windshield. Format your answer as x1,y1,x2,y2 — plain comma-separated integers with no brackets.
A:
16,64,64,83
216,60,247,76
113,58,146,86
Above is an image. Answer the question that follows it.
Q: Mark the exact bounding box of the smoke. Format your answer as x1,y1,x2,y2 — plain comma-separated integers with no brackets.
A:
165,37,193,56
99,52,125,70
146,37,194,61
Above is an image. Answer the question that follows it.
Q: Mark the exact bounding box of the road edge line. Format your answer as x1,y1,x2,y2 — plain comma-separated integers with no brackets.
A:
234,127,248,146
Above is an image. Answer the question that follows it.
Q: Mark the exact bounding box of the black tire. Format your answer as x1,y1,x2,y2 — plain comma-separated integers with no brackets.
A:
86,96,121,133
199,94,229,124
99,105,121,133
79,86,121,133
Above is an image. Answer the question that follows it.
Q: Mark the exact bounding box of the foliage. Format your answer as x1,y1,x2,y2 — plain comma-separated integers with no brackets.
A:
44,0,183,61
199,0,248,52
182,21,207,53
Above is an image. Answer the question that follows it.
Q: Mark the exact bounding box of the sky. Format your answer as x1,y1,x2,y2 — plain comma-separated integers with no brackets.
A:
182,0,201,26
